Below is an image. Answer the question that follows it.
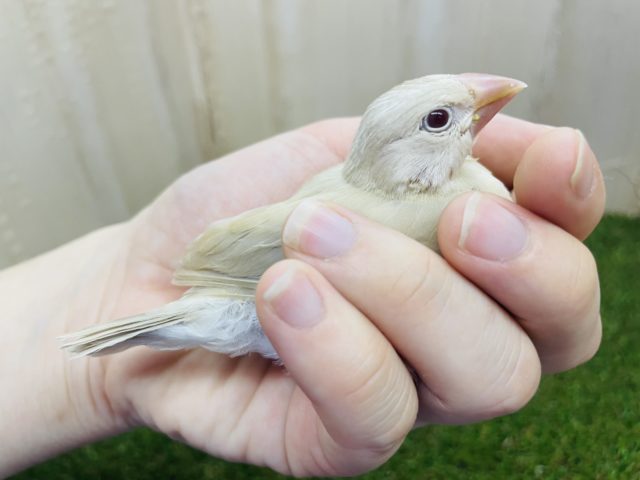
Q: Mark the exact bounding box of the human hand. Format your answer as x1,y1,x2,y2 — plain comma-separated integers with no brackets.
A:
105,115,604,475
0,116,604,477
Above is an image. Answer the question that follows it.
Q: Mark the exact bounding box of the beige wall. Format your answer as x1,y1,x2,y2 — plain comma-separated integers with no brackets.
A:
0,0,638,268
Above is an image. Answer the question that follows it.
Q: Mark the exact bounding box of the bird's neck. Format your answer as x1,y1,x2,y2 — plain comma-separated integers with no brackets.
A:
343,148,469,198
342,151,376,190
341,123,402,195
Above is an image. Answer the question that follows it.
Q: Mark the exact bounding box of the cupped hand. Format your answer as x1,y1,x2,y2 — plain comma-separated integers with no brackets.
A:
80,116,604,476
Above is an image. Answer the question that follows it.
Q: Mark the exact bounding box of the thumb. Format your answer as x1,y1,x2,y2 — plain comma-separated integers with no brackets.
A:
256,259,418,476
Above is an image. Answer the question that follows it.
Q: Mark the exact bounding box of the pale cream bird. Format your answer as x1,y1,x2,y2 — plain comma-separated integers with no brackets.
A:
60,73,526,360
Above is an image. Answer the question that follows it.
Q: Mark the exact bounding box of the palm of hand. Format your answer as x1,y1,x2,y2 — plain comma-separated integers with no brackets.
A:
91,120,361,475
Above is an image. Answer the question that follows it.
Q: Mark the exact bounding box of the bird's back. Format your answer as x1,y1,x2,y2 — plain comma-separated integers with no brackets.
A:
173,159,509,299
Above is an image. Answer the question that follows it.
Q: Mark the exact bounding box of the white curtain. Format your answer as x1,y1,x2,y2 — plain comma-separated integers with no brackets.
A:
0,0,637,267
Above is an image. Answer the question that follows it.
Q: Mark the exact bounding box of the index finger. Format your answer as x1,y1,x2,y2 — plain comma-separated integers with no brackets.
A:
473,114,552,187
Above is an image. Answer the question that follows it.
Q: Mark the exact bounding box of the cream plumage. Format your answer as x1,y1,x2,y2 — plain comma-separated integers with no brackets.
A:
60,73,526,360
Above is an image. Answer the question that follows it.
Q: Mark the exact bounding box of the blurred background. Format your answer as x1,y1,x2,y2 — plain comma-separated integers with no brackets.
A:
0,0,638,269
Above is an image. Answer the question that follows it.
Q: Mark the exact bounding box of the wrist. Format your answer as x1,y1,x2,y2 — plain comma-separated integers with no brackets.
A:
0,224,132,476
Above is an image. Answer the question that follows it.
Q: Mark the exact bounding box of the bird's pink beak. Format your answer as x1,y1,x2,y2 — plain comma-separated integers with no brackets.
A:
458,73,527,137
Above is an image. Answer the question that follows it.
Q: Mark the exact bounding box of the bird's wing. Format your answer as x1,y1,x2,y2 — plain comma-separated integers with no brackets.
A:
173,201,294,298
172,165,347,298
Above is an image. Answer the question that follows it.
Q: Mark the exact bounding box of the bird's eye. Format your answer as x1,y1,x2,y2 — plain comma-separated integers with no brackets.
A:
420,108,453,133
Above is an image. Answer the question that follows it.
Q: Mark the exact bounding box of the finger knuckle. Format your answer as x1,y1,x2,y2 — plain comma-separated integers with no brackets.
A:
387,253,450,317
336,349,417,453
567,245,600,313
575,313,603,367
491,338,541,416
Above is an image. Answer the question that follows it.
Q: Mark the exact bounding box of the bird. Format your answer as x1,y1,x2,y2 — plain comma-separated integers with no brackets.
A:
59,73,526,361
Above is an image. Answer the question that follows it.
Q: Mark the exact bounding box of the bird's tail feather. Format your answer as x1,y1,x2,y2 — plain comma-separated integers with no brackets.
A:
58,307,186,358
58,293,278,360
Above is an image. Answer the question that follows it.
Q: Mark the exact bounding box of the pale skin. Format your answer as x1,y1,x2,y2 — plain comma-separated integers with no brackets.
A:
0,115,605,477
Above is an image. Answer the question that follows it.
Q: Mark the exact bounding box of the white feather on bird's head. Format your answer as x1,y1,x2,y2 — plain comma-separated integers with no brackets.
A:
343,73,526,197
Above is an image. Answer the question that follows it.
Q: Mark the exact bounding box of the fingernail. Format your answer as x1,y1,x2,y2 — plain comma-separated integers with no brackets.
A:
283,200,356,258
263,267,324,329
459,193,528,261
570,129,596,199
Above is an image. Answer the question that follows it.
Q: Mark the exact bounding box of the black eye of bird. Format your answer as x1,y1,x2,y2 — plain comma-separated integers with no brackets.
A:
420,108,453,132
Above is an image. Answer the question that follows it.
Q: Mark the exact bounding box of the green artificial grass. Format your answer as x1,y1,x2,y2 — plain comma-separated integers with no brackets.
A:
13,215,640,479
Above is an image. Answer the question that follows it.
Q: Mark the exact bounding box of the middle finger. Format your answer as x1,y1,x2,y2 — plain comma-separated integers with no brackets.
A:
280,201,542,424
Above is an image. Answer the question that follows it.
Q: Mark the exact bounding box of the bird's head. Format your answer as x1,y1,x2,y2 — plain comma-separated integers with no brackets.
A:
343,73,526,196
